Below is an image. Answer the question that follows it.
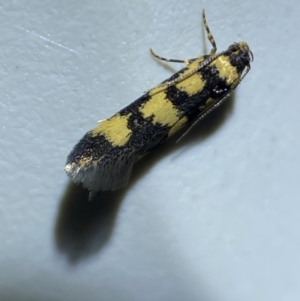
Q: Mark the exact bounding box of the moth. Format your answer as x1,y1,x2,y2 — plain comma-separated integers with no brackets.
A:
65,10,253,196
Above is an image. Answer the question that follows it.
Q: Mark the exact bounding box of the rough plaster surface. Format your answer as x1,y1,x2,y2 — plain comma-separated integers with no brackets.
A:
1,0,300,300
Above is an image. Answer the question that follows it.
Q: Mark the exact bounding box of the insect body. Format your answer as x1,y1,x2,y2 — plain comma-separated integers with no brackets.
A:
65,10,253,196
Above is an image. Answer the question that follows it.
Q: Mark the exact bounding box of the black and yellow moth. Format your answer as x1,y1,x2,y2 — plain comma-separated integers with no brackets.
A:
65,10,253,196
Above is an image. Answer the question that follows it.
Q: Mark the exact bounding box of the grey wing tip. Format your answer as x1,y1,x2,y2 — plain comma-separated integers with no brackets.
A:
65,161,134,195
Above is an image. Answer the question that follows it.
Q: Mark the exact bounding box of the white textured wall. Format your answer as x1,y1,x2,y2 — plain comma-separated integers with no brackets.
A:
1,0,300,300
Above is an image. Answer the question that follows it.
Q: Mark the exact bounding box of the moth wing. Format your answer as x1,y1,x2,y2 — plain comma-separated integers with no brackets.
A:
66,145,136,193
66,83,176,194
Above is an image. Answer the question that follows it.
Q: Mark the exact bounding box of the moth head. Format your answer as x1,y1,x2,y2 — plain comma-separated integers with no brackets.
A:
226,41,253,77
229,41,253,62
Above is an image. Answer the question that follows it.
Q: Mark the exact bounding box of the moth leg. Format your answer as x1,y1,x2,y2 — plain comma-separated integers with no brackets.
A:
150,48,197,66
202,9,217,55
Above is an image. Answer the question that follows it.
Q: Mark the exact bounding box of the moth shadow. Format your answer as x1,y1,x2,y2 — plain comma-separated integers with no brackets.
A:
55,181,126,264
54,93,235,264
